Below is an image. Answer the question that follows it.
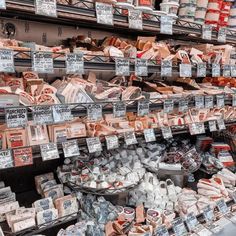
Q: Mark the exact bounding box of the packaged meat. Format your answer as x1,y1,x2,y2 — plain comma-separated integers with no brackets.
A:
13,147,33,167
5,128,28,149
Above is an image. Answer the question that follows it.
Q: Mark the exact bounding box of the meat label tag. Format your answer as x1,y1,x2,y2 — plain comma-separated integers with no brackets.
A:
35,0,57,17
216,94,225,108
62,140,80,158
172,217,188,236
32,51,54,73
87,104,102,122
154,225,169,236
223,64,231,78
135,59,148,76
178,99,188,112
217,27,227,43
66,53,84,75
195,96,204,109
40,143,59,161
33,106,54,125
217,119,226,130
144,128,156,143
161,60,172,77
202,24,212,40
113,102,126,118
163,99,174,113
137,100,149,116
124,132,137,146
197,63,207,77
105,135,119,150
0,49,14,73
115,58,130,76
0,150,13,169
0,0,6,9
203,205,214,222
233,95,236,107
160,15,173,35
231,65,236,77
161,126,172,139
216,199,228,214
205,95,214,109
5,107,28,128
179,64,192,77
86,137,102,153
52,105,73,123
96,2,113,25
209,120,217,132
189,123,205,135
128,9,143,30
186,212,198,231
212,63,221,77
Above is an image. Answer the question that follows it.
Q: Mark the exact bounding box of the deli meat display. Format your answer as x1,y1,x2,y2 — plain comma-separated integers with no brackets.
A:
1,0,236,235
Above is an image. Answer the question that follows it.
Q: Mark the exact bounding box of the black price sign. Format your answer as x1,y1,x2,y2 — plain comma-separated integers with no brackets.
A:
144,128,156,143
105,135,119,150
161,60,172,77
218,27,227,43
202,24,212,40
86,137,102,153
124,132,137,146
212,63,221,77
40,143,59,161
33,106,53,125
172,217,188,236
32,51,54,74
0,0,6,9
137,100,149,116
52,105,73,123
87,104,102,122
113,102,126,118
179,64,192,77
205,95,214,109
128,9,143,30
203,205,214,222
62,140,80,158
5,107,28,128
115,58,130,76
223,64,231,78
0,49,14,73
197,63,207,77
66,53,84,74
216,199,228,214
35,0,57,17
160,15,173,35
135,59,148,76
96,2,113,25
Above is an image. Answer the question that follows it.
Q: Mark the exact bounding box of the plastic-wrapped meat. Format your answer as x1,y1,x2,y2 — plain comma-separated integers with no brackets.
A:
95,87,122,101
122,87,144,101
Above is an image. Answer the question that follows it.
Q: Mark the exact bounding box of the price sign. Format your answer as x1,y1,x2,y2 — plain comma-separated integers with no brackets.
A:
66,53,84,74
216,199,228,215
0,49,14,73
223,64,231,78
113,102,126,118
144,128,156,143
137,100,149,116
0,0,6,9
0,150,13,169
115,58,130,76
161,60,172,77
195,96,204,109
32,52,54,73
231,191,236,203
217,119,226,130
212,63,221,77
86,137,102,153
105,135,119,150
205,95,214,109
186,213,198,231
203,205,215,222
87,104,102,122
161,126,173,139
154,225,169,236
209,120,217,132
96,2,113,25
52,105,73,123
128,9,142,30
179,99,188,112
216,94,225,108
172,217,188,236
202,24,212,40
135,59,148,76
62,140,80,158
35,0,57,17
40,143,59,161
231,65,236,77
189,123,205,135
232,94,236,107
197,63,207,77
124,132,137,146
164,99,174,113
5,107,28,128
218,27,227,43
180,64,192,77
33,106,53,125
160,15,173,35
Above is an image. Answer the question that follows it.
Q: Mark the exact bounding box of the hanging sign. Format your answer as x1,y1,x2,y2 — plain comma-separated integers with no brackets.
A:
231,65,236,77
86,137,102,153
197,63,207,77
96,2,113,25
216,94,225,108
62,140,80,158
137,100,149,116
135,59,148,76
0,49,14,73
203,205,215,222
180,64,192,77
178,99,188,112
186,213,198,231
52,105,73,123
113,102,126,118
160,15,173,35
87,104,102,122
195,96,204,109
205,95,214,109
212,63,221,77
33,106,53,125
161,60,172,77
223,64,231,78
218,27,227,43
40,143,59,161
128,9,143,30
216,199,228,215
5,107,28,128
32,51,54,73
144,128,156,143
161,126,173,139
115,58,130,76
105,135,119,150
124,132,137,146
35,0,57,17
66,53,84,74
209,120,217,132
202,24,212,40
164,99,174,113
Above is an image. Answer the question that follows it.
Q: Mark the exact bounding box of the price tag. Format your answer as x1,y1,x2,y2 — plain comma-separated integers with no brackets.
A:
96,2,113,25
33,106,53,125
212,63,221,77
172,217,188,236
32,51,54,74
195,96,204,109
105,135,119,150
186,213,198,231
124,132,137,146
223,64,231,78
113,102,126,118
231,65,236,77
40,143,59,161
232,94,236,107
137,100,149,116
189,123,205,135
161,60,172,77
87,104,102,122
62,140,80,158
179,64,192,77
144,128,156,143
218,27,227,43
135,59,148,76
66,53,84,74
128,9,142,30
52,105,73,123
161,126,173,139
217,119,226,130
154,225,169,236
178,99,188,112
231,191,236,203
0,49,14,73
160,15,173,35
5,107,28,128
209,120,217,132
164,99,174,113
0,0,6,9
203,205,214,222
35,0,57,17
115,58,130,76
216,94,225,108
86,137,102,153
205,95,214,109
202,24,212,40
0,150,13,169
216,199,228,214
197,63,207,77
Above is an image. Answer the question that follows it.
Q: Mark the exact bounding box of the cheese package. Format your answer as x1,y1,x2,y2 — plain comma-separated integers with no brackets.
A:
33,197,54,213
41,180,57,192
43,184,64,201
48,124,67,143
0,201,19,215
5,128,28,148
36,208,58,225
0,149,14,169
8,211,35,229
66,122,87,138
35,173,54,195
12,217,36,233
13,147,33,167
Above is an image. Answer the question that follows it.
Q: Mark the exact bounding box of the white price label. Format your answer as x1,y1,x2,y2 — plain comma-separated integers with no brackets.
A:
128,9,142,30
172,218,188,236
160,15,173,35
202,24,212,40
161,126,172,139
205,95,214,109
212,63,221,77
86,137,102,153
62,140,80,158
197,63,207,77
144,128,156,143
189,123,205,135
216,94,225,108
33,106,53,125
0,0,6,9
223,64,231,78
209,120,217,132
179,64,192,77
105,135,119,150
113,102,126,118
40,143,59,161
164,99,174,113
231,191,236,203
0,150,13,169
137,100,149,116
161,60,172,77
35,0,57,17
32,51,54,74
135,59,148,76
52,105,73,123
217,119,226,130
154,225,169,236
96,2,113,25
124,132,137,146
178,99,188,112
231,65,236,77
87,104,102,122
195,96,204,109
0,49,14,73
218,27,227,43
232,94,236,107
216,199,228,214
186,213,198,231
203,205,214,222
115,58,130,76
66,53,84,74
5,107,28,128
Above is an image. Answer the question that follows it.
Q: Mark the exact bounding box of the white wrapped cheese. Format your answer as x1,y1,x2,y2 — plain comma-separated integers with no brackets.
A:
33,197,54,213
43,185,64,202
0,201,19,215
36,208,58,225
12,217,36,233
